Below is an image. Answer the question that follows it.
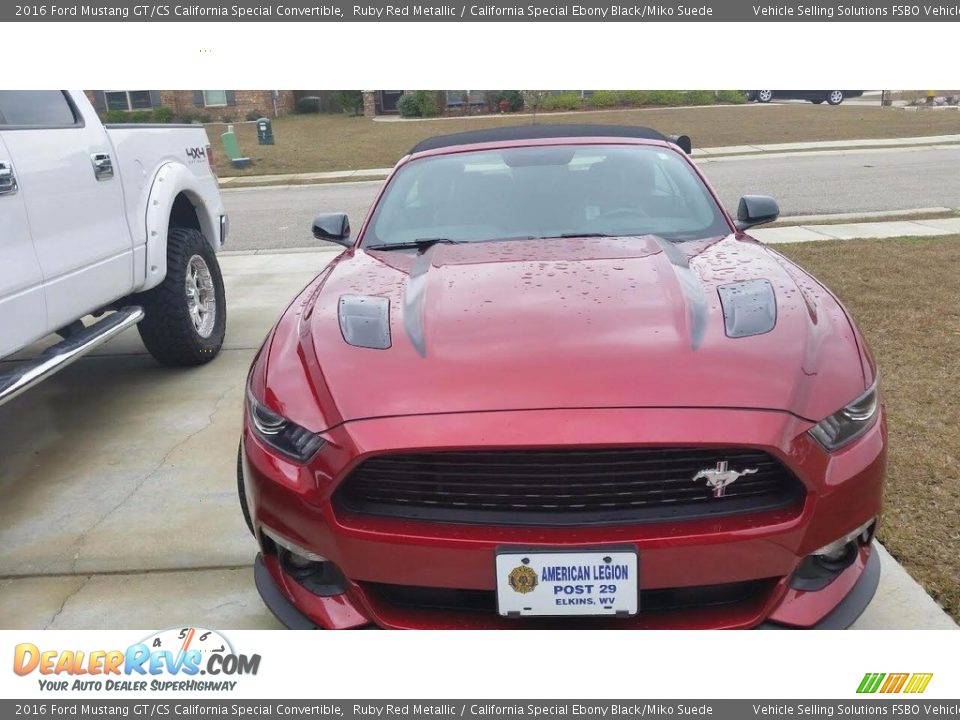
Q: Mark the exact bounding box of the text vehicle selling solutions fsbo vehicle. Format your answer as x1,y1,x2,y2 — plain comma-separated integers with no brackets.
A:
239,125,886,630
0,90,228,405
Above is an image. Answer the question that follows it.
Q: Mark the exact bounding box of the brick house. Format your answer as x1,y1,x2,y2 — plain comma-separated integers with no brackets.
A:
362,90,487,116
83,90,295,120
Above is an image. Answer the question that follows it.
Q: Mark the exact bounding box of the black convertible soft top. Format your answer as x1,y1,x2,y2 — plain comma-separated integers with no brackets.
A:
409,124,672,154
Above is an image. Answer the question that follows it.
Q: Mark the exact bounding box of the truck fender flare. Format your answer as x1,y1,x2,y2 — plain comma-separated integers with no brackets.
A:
142,162,219,292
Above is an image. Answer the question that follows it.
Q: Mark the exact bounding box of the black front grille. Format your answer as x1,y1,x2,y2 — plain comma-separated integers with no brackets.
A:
367,578,775,616
334,447,804,526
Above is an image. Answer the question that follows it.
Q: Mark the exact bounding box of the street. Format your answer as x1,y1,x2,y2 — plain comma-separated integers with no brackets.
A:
223,147,960,252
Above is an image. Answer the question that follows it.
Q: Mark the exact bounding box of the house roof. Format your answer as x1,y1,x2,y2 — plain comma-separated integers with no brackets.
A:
409,124,670,154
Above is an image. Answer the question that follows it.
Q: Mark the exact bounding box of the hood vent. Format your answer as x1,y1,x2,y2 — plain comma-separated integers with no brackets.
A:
718,280,777,338
338,295,391,349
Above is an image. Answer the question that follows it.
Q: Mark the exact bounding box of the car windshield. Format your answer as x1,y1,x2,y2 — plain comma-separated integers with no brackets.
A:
363,144,731,247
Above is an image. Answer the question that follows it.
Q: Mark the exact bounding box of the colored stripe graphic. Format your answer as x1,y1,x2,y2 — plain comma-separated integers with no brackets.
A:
857,673,885,693
904,674,934,694
857,673,932,694
881,673,909,693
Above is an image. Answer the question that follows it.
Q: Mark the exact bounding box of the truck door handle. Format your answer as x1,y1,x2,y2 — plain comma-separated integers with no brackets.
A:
0,161,17,196
91,152,114,181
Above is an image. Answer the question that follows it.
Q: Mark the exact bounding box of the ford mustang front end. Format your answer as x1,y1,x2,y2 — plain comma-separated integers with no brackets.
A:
238,125,886,629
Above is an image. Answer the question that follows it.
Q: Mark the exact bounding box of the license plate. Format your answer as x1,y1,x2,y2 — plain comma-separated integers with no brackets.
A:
495,549,638,617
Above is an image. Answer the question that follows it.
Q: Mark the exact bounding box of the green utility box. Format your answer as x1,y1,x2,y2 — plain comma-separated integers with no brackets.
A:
256,117,274,146
221,126,251,169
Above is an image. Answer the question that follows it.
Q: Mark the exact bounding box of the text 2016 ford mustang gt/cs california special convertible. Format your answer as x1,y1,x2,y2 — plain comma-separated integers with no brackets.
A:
238,125,886,629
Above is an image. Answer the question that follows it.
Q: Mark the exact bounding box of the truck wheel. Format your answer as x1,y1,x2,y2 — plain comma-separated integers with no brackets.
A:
237,442,254,536
137,227,226,366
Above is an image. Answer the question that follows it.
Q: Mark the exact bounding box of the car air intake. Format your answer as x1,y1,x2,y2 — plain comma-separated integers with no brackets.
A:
365,578,776,616
333,447,804,526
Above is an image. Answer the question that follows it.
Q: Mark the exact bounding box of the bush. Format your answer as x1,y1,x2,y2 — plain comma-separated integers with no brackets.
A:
198,113,213,124
333,90,364,115
616,90,651,106
716,90,748,104
645,90,686,106
683,90,716,105
496,90,524,112
245,110,262,121
127,111,153,123
397,93,420,117
103,109,127,123
152,106,175,123
541,92,583,111
221,115,235,124
297,96,321,114
397,90,439,118
588,90,619,108
522,91,549,114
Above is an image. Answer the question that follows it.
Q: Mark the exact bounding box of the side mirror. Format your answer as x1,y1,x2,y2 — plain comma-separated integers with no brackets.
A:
668,134,692,155
736,195,780,231
312,213,352,247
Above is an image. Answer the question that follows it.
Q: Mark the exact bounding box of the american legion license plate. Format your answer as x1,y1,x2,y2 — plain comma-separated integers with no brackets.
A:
495,549,638,617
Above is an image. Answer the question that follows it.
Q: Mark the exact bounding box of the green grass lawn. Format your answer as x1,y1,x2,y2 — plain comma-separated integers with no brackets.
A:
212,104,960,178
779,235,960,622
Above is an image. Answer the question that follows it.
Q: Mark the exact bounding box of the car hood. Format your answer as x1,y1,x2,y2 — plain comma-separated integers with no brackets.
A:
287,235,867,430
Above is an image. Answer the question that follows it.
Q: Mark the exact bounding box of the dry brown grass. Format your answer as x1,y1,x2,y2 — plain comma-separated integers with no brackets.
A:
212,104,960,177
778,235,960,621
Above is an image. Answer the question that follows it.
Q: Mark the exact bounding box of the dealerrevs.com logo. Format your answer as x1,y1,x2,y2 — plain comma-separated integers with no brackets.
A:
13,627,261,692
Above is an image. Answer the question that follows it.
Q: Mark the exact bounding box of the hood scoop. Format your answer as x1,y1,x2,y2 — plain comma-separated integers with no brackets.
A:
718,280,777,338
338,295,391,349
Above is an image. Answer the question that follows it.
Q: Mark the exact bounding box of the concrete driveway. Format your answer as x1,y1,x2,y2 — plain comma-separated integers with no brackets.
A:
0,249,955,630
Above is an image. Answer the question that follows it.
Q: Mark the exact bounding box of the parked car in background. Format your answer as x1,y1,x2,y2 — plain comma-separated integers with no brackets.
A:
0,90,228,407
747,90,864,105
239,124,886,631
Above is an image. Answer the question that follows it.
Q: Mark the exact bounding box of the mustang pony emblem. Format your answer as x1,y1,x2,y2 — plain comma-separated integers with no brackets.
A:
692,461,758,498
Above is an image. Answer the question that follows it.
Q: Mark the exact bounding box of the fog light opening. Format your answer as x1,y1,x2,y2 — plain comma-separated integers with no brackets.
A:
276,548,349,598
791,518,876,592
282,547,319,571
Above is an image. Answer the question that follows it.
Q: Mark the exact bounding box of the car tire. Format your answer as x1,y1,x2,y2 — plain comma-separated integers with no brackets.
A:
756,90,773,103
827,91,845,106
136,227,226,366
812,99,824,104
237,441,254,536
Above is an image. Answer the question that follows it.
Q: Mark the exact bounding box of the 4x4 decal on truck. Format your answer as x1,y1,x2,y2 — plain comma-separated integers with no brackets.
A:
185,146,207,163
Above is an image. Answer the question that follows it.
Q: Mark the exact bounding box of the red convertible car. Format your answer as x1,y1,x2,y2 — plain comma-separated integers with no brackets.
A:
238,125,886,630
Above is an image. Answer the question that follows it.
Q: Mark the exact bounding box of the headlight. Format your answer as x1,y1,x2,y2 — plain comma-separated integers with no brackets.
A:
808,381,879,451
246,390,324,462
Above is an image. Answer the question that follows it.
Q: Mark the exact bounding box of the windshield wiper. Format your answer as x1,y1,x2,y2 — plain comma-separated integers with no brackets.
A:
539,232,612,239
365,238,461,252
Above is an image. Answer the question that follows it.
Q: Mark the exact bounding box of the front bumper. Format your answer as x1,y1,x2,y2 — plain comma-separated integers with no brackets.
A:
242,406,886,630
254,542,881,630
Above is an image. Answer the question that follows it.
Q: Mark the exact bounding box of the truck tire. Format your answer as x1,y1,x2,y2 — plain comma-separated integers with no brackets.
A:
137,227,226,366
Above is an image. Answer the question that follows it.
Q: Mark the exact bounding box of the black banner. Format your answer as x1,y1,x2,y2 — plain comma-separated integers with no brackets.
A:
5,701,960,719
5,0,960,22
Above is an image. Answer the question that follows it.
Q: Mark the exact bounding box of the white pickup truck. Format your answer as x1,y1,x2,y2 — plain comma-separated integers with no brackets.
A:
0,90,228,406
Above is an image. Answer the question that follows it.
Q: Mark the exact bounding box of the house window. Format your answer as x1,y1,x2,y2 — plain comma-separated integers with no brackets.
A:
203,90,228,107
445,90,487,106
105,90,153,111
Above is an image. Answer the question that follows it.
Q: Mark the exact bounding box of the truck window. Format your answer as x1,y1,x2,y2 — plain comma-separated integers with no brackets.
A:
0,91,78,128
